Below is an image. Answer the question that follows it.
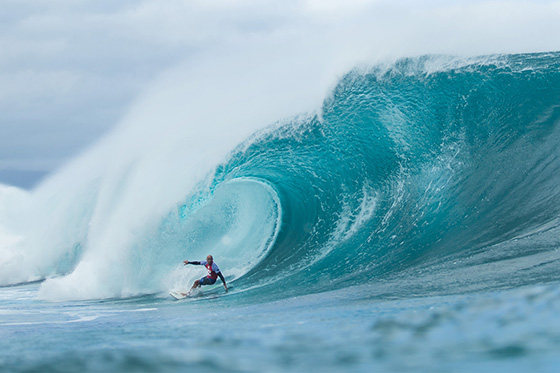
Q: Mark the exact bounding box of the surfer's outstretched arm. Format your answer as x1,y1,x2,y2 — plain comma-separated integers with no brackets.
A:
218,272,228,292
183,260,201,265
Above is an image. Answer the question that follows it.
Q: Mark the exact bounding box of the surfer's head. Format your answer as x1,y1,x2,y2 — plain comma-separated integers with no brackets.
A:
207,255,213,263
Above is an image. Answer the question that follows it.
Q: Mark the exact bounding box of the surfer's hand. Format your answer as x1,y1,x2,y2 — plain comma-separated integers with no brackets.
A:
183,260,188,265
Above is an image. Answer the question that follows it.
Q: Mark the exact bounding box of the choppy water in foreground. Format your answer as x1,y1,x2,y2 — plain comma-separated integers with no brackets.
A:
2,280,560,372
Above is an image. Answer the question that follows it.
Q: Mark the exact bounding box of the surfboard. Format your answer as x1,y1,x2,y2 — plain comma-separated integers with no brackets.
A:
169,285,231,300
169,290,189,300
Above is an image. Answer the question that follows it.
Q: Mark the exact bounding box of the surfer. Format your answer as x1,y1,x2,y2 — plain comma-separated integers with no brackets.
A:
182,255,228,295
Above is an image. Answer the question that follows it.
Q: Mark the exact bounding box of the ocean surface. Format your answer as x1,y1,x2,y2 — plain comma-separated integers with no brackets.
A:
2,52,560,372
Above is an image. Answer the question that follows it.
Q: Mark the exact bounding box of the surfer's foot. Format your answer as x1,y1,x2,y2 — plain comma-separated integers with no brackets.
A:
180,292,188,296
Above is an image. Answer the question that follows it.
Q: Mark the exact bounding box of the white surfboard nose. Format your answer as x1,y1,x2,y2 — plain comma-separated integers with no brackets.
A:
169,291,187,300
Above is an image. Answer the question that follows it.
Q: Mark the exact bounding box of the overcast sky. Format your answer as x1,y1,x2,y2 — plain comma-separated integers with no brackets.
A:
1,0,560,188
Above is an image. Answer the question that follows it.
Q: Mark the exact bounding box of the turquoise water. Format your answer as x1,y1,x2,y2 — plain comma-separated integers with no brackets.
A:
2,52,560,371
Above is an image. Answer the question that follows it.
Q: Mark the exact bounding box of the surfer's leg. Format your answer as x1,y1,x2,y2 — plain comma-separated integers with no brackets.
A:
181,280,201,296
191,280,200,290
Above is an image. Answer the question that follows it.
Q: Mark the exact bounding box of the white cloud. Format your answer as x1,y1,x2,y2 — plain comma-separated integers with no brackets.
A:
0,71,78,101
1,0,559,184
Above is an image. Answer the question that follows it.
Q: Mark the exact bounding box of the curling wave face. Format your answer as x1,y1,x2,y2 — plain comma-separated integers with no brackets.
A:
2,52,560,301
213,52,560,300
